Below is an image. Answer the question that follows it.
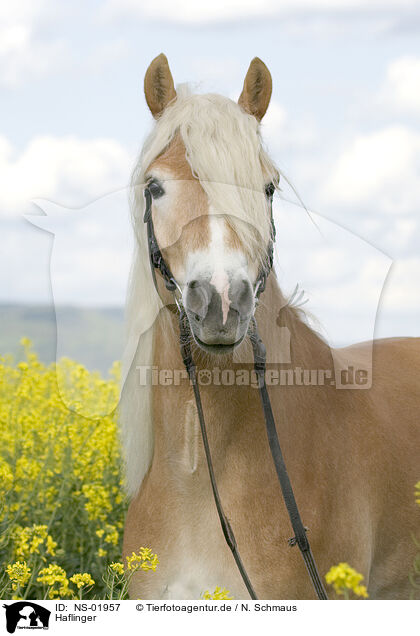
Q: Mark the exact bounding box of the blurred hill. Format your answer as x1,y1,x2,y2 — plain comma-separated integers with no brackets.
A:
0,304,124,377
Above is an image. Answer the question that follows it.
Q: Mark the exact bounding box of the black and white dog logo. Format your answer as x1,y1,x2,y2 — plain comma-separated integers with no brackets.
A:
3,602,50,633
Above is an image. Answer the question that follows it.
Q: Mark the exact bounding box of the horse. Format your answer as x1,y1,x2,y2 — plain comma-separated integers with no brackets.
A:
121,53,420,600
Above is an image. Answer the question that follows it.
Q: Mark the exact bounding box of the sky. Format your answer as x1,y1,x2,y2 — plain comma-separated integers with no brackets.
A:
1,0,420,348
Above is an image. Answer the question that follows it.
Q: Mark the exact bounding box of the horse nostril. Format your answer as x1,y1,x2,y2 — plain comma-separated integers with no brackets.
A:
185,279,211,319
229,278,253,318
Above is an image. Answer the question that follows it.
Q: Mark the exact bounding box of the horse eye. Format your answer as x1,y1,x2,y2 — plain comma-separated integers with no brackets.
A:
148,180,165,199
265,182,275,199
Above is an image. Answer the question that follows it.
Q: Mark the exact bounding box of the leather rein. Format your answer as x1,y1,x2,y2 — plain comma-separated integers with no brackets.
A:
143,183,328,600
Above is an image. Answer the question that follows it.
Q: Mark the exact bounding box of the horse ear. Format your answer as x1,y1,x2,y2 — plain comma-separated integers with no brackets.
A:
144,53,177,118
238,57,272,121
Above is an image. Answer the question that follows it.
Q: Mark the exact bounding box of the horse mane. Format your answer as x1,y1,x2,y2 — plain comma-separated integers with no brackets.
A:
121,85,280,497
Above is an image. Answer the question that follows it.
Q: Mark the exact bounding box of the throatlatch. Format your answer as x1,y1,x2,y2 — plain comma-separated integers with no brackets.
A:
143,183,328,600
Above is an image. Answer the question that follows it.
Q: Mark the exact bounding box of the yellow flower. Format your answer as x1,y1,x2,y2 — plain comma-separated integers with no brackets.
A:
104,525,119,545
325,563,368,598
97,548,107,558
126,548,159,572
46,535,57,556
13,525,57,560
415,481,420,506
70,573,95,589
6,561,31,591
203,587,233,600
82,484,112,521
37,564,70,599
0,462,13,493
109,562,124,575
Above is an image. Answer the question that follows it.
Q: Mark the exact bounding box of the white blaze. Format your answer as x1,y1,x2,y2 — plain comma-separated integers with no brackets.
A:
210,267,230,325
183,214,253,327
208,216,232,325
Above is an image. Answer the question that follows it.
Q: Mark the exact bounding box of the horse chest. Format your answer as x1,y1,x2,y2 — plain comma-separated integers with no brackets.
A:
144,402,248,599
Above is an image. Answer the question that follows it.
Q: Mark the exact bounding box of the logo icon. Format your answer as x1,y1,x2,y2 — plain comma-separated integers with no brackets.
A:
3,602,51,633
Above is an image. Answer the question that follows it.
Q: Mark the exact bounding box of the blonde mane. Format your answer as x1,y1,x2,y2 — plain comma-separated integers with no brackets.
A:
121,86,280,497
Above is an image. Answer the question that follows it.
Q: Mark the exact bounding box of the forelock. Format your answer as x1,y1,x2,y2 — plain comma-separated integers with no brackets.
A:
132,86,279,264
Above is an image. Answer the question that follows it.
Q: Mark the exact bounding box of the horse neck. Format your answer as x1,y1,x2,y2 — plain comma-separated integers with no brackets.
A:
150,273,333,466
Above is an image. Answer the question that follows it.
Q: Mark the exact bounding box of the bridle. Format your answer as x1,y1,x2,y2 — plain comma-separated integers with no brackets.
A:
143,182,328,600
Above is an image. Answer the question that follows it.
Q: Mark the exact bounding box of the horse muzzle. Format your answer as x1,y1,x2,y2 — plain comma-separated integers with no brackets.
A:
184,277,254,354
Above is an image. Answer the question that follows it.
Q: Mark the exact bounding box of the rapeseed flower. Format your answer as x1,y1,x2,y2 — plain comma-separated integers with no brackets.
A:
109,562,124,575
70,573,95,589
126,548,159,572
6,562,31,591
415,482,420,506
203,587,233,600
37,564,70,598
325,562,368,598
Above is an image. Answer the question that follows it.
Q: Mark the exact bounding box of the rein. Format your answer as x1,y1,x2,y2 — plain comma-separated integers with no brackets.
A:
143,184,328,600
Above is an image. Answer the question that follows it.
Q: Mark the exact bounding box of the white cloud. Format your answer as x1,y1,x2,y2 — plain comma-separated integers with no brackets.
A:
86,39,131,72
321,126,420,215
380,257,420,311
0,0,67,86
262,101,288,139
190,57,242,87
381,217,419,254
0,2,47,29
380,56,420,115
0,135,133,216
101,0,420,27
262,100,319,156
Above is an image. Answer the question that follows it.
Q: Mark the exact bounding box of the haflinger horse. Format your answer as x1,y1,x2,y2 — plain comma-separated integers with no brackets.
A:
121,53,420,600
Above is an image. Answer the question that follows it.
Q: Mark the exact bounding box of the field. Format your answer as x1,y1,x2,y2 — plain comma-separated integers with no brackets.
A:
0,339,135,599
